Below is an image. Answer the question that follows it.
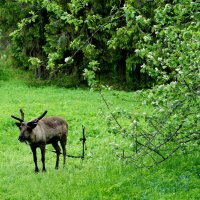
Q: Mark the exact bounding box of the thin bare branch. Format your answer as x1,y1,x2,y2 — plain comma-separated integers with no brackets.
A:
99,90,122,129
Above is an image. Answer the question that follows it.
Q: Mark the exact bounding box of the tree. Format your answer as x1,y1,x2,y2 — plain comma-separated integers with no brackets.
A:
2,0,157,88
0,0,25,50
89,0,200,167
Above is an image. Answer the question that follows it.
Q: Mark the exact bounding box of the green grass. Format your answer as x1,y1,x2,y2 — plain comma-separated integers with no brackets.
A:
0,54,200,200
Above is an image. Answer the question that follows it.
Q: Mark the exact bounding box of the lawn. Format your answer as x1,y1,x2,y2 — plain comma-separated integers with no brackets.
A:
0,56,199,200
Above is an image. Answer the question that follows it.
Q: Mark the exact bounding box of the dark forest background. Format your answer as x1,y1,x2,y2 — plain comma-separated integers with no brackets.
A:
0,0,198,90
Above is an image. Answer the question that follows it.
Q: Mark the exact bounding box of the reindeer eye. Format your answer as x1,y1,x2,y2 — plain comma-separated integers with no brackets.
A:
27,126,32,132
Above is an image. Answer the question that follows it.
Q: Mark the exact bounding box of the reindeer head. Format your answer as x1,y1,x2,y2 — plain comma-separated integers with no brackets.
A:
11,109,47,142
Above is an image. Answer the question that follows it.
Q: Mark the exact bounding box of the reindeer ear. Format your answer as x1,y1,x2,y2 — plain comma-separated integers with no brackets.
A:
27,122,37,130
15,122,21,127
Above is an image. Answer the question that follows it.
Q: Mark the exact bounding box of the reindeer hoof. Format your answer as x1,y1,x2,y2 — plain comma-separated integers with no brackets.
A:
35,168,39,173
42,168,46,172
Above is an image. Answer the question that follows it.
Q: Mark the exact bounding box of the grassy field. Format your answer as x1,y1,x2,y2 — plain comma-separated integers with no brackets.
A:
0,55,200,200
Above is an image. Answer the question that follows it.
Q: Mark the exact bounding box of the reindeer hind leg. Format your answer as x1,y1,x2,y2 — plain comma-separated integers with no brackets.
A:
60,136,67,167
52,141,61,169
40,143,46,172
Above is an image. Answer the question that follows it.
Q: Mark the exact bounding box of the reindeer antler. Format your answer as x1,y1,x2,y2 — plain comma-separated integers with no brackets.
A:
28,110,48,124
20,109,24,121
38,111,48,120
11,109,25,122
12,110,47,123
11,115,23,122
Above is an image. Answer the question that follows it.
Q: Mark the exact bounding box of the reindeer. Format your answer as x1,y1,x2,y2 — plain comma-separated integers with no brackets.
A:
11,109,68,172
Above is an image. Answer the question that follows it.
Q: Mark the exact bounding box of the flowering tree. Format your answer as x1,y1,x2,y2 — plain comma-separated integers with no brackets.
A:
101,0,200,167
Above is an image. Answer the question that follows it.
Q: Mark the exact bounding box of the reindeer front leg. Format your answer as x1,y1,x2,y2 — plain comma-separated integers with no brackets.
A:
40,143,46,172
30,145,39,172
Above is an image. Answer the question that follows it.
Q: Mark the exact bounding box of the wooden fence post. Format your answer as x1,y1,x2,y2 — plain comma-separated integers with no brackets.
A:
80,125,86,159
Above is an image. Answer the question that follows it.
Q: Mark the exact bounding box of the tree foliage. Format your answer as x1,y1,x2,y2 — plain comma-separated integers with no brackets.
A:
1,0,158,87
98,0,200,167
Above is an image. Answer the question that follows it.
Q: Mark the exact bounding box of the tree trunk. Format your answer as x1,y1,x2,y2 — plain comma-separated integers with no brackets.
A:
116,0,126,83
132,63,141,83
117,49,126,83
